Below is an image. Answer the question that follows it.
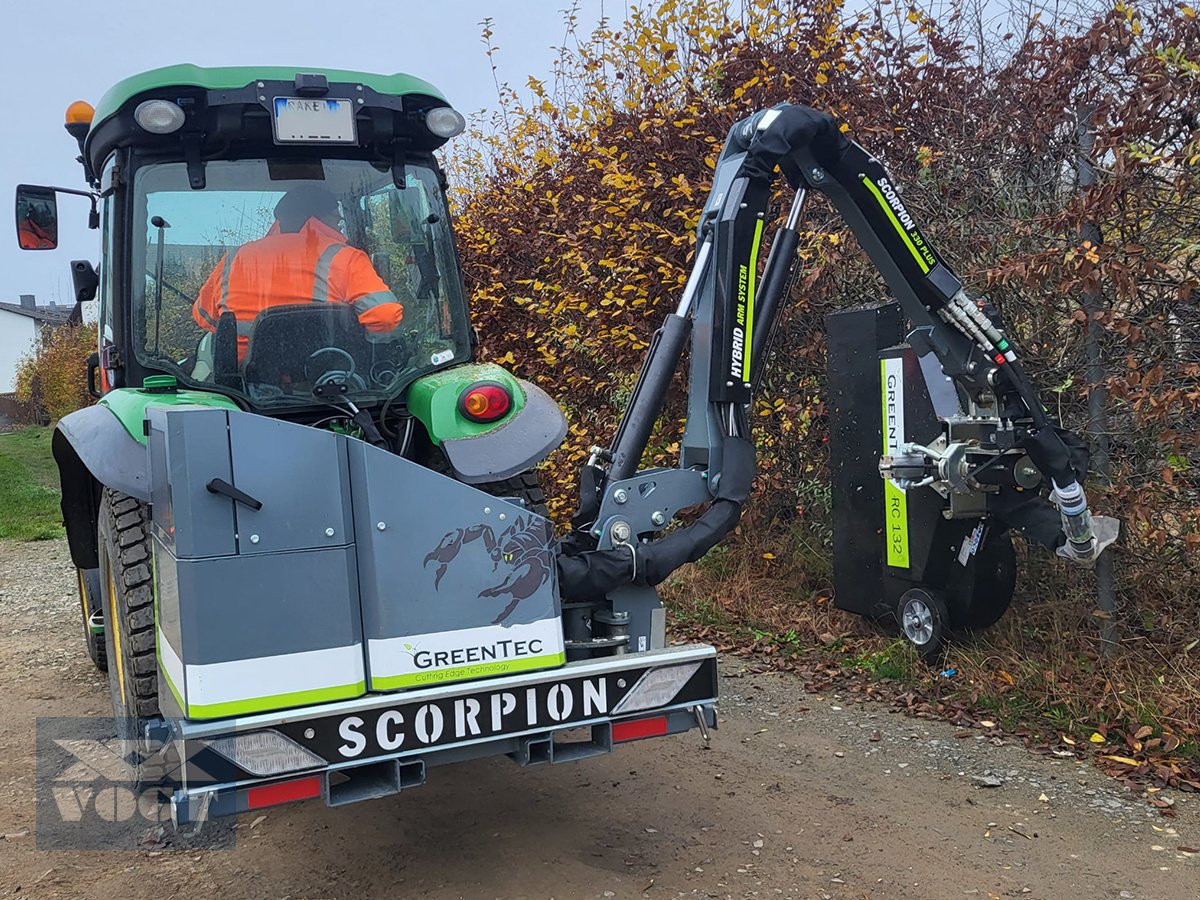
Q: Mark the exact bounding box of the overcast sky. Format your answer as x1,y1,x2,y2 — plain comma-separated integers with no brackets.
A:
0,0,621,306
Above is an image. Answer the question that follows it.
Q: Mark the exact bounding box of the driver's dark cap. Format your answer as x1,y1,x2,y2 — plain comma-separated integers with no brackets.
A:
274,185,339,232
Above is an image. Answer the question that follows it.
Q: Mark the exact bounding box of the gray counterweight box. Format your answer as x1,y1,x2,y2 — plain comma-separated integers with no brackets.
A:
147,406,366,719
347,440,565,691
146,406,565,719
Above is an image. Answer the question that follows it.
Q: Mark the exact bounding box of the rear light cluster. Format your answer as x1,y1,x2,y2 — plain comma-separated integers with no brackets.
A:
458,381,513,423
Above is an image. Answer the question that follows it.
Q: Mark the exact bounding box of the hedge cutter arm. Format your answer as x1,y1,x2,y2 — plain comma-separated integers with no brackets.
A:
557,104,1117,600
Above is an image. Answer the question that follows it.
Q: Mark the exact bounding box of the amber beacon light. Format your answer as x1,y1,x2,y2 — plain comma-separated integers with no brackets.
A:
64,100,95,141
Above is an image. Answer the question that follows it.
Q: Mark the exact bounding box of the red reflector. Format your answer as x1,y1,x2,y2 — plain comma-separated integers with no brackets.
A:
993,354,1006,365
612,715,669,742
246,775,321,810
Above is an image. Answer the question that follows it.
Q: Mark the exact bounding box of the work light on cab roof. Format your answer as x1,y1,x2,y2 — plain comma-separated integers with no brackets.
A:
425,106,466,138
134,99,186,134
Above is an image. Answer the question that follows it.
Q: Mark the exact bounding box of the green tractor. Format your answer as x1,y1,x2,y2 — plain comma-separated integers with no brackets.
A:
19,64,1112,829
18,65,719,823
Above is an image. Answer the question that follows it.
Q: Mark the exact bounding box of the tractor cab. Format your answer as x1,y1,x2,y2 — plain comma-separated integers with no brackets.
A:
20,65,474,414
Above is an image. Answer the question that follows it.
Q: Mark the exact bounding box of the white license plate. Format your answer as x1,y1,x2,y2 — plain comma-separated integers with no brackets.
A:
272,97,357,144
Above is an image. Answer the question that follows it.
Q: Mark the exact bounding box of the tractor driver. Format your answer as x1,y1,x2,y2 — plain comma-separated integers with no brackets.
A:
192,184,405,365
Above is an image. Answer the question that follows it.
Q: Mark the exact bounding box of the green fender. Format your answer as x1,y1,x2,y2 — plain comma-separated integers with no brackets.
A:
99,383,242,445
407,363,567,484
53,383,241,570
407,363,526,445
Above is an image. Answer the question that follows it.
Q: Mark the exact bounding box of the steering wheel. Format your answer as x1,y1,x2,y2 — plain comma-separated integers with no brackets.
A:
307,346,367,391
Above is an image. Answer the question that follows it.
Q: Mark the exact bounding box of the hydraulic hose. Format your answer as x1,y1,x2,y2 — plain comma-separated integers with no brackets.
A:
1001,358,1051,431
1050,478,1096,558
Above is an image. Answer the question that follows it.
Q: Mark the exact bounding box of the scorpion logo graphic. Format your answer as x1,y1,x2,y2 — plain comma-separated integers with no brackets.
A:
423,515,554,625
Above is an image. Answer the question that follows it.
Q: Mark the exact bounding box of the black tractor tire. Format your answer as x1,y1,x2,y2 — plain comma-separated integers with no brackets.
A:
960,530,1017,631
425,443,550,520
897,587,949,660
77,567,107,671
476,471,550,519
98,489,162,784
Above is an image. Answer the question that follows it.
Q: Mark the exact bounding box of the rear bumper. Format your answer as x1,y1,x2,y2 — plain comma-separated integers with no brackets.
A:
166,644,717,826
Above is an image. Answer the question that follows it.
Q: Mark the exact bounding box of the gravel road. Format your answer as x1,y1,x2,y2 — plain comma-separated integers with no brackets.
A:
1,538,1197,899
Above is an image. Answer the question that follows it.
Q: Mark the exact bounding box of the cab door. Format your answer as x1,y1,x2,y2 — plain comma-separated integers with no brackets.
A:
96,157,119,393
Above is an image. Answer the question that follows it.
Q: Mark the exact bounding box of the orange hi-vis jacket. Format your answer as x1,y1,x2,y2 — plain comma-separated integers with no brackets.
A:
193,217,403,360
18,221,55,250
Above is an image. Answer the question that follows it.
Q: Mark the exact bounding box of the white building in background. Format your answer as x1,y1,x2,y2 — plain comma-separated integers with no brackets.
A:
0,295,71,393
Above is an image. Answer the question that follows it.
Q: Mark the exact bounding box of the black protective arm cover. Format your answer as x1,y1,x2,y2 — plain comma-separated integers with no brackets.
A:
737,104,849,185
556,436,757,597
990,430,1087,548
556,540,637,602
1019,425,1089,488
636,436,756,585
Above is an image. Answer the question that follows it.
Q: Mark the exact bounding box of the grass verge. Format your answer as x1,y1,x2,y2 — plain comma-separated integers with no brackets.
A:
663,519,1200,792
0,426,63,541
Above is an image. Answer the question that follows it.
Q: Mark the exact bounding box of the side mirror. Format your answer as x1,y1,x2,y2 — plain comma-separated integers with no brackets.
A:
387,191,428,246
15,185,59,250
369,251,392,284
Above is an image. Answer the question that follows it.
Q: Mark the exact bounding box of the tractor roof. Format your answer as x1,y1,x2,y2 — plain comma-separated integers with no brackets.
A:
92,64,447,127
78,64,453,180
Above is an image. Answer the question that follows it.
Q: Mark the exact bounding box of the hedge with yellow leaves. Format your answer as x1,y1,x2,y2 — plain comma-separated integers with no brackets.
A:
449,0,1200,693
14,323,96,422
452,0,1197,538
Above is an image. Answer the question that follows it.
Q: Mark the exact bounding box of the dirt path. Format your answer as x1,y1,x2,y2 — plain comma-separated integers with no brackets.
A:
1,538,1196,900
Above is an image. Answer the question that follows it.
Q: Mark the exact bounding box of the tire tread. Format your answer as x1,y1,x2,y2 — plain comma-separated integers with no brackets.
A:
101,489,159,721
476,471,549,518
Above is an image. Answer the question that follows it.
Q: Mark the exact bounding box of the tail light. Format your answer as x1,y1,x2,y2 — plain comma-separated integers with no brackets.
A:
458,381,513,423
612,715,669,742
245,775,322,810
